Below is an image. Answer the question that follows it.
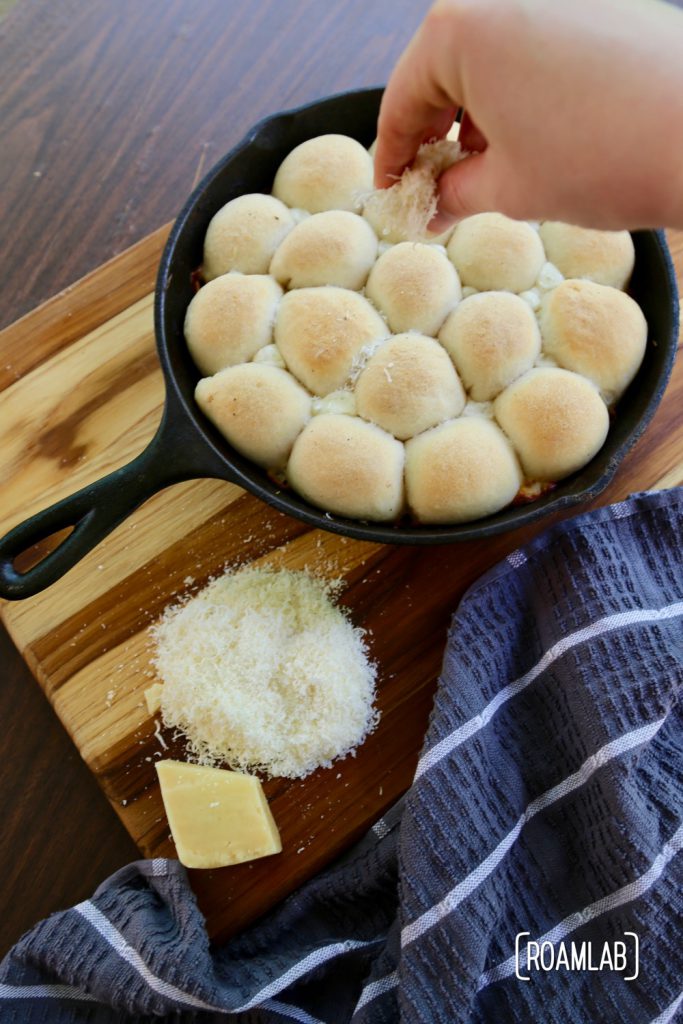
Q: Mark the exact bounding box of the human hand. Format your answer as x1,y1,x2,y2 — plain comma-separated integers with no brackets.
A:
375,0,683,230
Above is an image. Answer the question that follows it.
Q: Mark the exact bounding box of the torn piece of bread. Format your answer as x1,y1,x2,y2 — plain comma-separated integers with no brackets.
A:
363,138,467,244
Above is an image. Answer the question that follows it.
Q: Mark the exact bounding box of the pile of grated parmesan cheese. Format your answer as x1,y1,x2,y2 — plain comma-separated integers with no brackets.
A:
150,566,378,779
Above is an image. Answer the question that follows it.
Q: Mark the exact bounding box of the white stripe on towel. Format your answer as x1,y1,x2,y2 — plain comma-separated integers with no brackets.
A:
353,970,399,1013
650,990,683,1024
403,716,667,947
478,821,683,989
77,900,380,1015
263,998,325,1024
415,601,683,781
233,938,382,1012
75,902,225,1012
0,983,99,1002
372,818,390,840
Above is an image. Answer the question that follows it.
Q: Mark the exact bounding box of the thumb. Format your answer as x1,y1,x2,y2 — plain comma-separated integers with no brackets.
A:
428,150,500,233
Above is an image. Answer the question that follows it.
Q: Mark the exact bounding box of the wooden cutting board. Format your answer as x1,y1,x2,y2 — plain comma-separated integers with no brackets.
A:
0,226,681,943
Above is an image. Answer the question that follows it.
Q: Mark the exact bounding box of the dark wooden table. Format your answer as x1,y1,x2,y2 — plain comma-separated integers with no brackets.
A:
0,0,431,956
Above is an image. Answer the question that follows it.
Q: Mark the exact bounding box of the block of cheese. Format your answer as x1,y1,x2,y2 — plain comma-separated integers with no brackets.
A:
155,760,282,869
144,682,163,716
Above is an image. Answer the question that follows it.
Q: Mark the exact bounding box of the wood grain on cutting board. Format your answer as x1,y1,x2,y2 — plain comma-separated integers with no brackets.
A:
0,228,681,942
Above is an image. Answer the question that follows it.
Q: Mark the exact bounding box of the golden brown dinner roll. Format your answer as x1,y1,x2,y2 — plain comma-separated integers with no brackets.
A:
493,367,610,481
202,194,295,279
538,222,635,290
405,417,523,524
274,286,388,396
269,210,378,290
272,134,374,213
184,274,283,376
355,333,465,440
447,213,545,292
439,292,541,401
287,414,404,521
195,364,310,469
365,242,461,336
540,279,647,403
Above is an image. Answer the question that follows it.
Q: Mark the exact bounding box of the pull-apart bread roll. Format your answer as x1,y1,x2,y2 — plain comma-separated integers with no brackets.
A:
287,414,404,521
447,213,545,293
365,242,462,336
274,286,388,396
363,138,464,244
272,134,374,213
185,274,282,376
538,222,635,290
540,279,647,403
439,292,541,401
405,418,523,524
270,211,378,290
202,194,295,279
195,364,310,469
355,333,465,440
494,367,609,481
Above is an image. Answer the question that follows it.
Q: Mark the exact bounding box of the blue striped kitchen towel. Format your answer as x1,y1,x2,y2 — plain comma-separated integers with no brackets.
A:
1,487,681,1023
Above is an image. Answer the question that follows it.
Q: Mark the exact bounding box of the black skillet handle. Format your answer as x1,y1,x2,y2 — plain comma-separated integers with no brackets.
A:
0,408,228,600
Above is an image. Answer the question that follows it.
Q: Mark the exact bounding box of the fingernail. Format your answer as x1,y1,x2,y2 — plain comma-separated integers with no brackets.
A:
427,210,457,235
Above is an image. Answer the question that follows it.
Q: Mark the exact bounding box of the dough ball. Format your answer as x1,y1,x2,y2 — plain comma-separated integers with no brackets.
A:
355,333,465,440
270,210,378,290
287,414,404,521
540,279,647,403
195,364,310,469
185,274,282,376
493,367,609,481
274,286,388,396
272,134,373,213
447,213,545,292
538,222,635,290
202,194,295,279
405,418,522,524
439,292,541,401
365,242,462,336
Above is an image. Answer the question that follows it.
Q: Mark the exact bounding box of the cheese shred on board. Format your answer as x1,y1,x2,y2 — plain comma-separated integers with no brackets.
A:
151,567,378,779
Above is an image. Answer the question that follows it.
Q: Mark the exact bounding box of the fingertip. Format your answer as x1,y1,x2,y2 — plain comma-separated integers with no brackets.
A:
436,150,490,222
427,210,457,235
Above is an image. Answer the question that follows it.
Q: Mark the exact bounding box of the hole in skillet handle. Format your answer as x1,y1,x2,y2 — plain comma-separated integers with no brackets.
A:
0,490,105,600
12,525,76,575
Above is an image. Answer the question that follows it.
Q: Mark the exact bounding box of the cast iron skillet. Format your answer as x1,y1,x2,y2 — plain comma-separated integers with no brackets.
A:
0,87,678,600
